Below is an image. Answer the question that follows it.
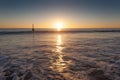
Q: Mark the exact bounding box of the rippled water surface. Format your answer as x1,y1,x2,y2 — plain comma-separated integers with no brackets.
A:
0,32,120,80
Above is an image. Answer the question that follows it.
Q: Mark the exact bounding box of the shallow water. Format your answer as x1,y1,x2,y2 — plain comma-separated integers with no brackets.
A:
0,32,120,80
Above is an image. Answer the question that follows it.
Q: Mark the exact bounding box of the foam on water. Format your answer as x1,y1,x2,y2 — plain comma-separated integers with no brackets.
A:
0,29,120,80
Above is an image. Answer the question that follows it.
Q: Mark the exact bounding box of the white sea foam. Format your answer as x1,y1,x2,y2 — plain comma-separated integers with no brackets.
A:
0,31,120,80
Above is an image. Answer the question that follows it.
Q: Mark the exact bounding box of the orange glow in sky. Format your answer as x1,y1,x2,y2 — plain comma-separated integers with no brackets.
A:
0,0,120,28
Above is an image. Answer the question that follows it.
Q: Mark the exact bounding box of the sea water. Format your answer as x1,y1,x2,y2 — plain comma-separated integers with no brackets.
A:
0,28,120,80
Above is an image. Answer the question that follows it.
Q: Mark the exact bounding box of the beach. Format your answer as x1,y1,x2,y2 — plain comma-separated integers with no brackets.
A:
0,29,120,80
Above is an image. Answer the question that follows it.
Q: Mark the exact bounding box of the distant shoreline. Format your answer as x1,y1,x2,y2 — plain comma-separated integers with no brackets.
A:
0,28,120,35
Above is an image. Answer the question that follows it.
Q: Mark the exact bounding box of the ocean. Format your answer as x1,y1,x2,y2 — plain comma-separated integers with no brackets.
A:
0,28,120,80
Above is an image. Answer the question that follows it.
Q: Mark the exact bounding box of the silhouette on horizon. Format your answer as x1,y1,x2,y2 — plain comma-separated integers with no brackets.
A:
32,24,35,33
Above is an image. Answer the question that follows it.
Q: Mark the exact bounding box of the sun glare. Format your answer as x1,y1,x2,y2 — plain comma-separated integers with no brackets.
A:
56,22,63,31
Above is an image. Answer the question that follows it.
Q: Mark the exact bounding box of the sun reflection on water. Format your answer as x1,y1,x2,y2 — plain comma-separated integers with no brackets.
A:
49,34,71,73
57,34,62,46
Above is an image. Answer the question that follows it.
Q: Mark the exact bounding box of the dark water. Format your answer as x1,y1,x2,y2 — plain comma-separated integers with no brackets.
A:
0,28,120,80
0,28,120,34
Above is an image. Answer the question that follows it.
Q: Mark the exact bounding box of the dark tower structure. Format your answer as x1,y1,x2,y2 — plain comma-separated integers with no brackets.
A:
32,24,35,32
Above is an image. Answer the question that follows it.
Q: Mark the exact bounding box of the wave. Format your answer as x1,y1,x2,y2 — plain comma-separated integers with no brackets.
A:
0,28,120,35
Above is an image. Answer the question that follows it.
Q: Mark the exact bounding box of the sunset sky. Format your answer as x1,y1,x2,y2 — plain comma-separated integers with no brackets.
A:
0,0,120,28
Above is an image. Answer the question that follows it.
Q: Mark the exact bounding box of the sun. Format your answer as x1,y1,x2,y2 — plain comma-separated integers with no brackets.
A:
56,22,63,31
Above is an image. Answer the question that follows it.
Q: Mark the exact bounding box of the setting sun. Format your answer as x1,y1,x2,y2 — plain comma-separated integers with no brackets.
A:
56,22,63,31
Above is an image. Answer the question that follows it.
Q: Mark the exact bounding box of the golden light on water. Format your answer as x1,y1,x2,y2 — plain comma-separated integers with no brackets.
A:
49,34,71,73
57,34,62,46
56,34,67,72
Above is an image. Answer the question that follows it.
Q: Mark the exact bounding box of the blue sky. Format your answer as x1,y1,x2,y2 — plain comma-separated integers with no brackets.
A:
0,0,120,28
